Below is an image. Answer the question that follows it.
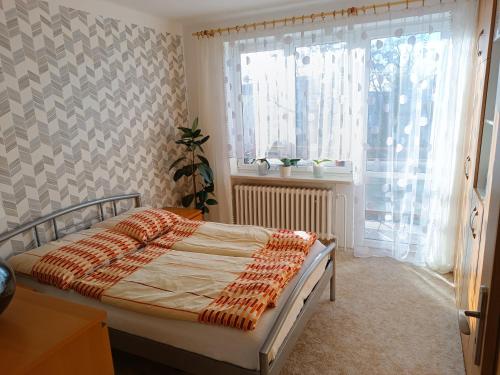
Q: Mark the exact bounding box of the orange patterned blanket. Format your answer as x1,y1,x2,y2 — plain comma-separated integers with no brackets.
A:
199,229,316,330
71,218,203,299
71,218,316,331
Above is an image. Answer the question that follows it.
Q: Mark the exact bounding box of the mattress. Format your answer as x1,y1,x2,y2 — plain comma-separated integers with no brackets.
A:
17,240,329,370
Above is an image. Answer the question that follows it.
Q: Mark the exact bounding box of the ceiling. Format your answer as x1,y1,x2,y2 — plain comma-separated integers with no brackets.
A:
104,0,337,24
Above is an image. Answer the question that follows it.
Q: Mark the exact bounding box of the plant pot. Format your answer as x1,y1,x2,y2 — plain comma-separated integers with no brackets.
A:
257,161,269,176
280,166,292,178
0,258,15,315
313,164,324,178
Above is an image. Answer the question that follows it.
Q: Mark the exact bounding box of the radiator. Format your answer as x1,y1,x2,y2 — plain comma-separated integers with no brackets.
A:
234,185,335,240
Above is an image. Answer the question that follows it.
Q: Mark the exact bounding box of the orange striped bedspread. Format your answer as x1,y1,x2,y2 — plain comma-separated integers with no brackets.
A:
71,218,317,330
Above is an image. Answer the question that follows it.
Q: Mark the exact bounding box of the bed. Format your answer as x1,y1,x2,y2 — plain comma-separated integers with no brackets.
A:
0,193,336,375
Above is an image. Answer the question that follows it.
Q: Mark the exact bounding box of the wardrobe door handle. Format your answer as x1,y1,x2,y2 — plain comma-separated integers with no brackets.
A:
464,155,471,179
477,29,485,57
470,207,478,239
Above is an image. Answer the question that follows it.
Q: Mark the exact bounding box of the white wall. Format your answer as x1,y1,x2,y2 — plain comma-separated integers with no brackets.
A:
335,184,354,250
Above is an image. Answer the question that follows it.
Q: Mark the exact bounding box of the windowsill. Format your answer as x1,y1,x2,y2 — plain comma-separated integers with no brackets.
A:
230,171,353,184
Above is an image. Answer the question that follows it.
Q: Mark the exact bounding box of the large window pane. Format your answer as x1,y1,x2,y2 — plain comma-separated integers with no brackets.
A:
364,31,445,246
240,50,296,160
366,32,442,173
295,43,345,160
238,42,348,162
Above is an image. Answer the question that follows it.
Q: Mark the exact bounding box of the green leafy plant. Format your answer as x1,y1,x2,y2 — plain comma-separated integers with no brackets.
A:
252,158,271,169
280,158,301,167
169,118,217,214
312,159,332,165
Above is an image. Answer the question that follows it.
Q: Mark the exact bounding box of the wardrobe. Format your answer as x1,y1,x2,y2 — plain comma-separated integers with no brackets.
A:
455,0,500,373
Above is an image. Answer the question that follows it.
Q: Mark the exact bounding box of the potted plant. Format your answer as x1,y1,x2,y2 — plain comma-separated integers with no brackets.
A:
252,158,271,176
279,158,300,177
169,117,218,214
312,159,332,178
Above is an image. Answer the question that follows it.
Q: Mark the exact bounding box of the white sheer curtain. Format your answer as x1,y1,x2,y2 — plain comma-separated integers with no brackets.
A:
224,25,359,162
421,2,476,272
197,38,233,223
351,3,475,272
199,0,475,272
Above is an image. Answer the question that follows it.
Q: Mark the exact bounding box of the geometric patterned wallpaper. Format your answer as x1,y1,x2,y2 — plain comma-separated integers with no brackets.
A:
0,0,188,256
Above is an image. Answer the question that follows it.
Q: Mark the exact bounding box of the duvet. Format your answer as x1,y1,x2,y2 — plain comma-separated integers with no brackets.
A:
9,210,317,331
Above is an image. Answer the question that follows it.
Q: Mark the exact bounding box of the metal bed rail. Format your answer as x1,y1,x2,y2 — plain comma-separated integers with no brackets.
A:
259,241,336,375
0,193,141,248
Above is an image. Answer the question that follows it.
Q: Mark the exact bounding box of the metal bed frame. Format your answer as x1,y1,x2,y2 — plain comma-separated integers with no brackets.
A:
0,193,336,375
0,193,142,246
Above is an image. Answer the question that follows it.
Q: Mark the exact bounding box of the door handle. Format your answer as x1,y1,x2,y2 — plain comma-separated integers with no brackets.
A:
461,286,488,366
464,310,481,319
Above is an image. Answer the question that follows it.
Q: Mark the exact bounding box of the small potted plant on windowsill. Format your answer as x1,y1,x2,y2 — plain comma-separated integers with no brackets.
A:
252,158,271,176
312,159,332,178
280,158,300,178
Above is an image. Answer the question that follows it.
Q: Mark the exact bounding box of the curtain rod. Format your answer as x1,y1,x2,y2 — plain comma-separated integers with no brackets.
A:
193,0,446,39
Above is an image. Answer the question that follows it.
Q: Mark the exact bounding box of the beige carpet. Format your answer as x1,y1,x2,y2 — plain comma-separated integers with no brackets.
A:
114,251,465,374
280,251,465,375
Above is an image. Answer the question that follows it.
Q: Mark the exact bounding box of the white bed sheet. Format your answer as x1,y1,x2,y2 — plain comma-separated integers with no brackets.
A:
17,240,329,370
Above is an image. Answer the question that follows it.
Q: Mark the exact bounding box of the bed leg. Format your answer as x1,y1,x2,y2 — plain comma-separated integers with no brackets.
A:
259,352,270,375
329,247,336,302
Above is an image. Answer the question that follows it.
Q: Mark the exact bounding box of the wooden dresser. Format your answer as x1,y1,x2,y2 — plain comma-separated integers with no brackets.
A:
164,207,203,221
0,287,114,375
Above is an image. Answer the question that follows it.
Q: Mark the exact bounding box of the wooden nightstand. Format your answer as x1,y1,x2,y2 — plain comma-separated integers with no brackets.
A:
164,207,203,221
0,287,114,375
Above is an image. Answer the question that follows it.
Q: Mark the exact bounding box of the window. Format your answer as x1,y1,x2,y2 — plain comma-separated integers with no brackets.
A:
224,17,451,252
229,39,352,164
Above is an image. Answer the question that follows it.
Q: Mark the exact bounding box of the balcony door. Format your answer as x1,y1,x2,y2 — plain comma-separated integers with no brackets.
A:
356,28,450,265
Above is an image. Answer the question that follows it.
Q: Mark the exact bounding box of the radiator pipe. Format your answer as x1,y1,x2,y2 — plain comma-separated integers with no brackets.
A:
335,193,347,252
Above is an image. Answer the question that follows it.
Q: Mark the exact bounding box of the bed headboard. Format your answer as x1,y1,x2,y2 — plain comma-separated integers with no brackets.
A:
0,193,141,251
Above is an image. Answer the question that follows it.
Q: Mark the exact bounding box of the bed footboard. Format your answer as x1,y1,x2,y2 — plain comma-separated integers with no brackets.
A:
259,241,336,375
